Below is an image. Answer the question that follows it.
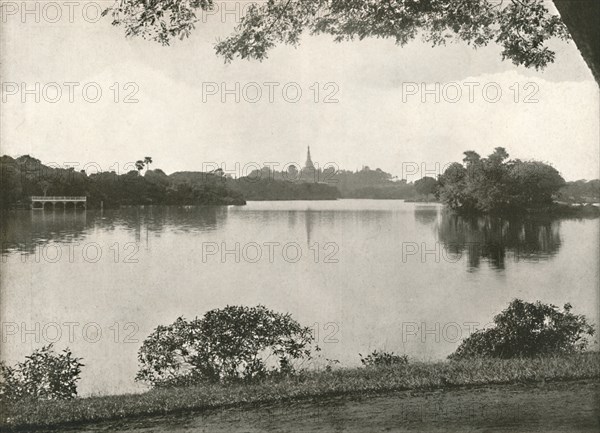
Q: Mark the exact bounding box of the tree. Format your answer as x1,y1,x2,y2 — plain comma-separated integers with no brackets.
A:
286,164,299,180
470,147,512,211
462,151,481,166
135,160,145,175
488,147,509,165
39,180,51,197
0,154,246,208
437,148,565,213
144,156,153,171
106,0,574,72
508,160,566,206
135,305,315,387
414,176,438,197
552,0,599,83
437,162,470,210
559,179,600,203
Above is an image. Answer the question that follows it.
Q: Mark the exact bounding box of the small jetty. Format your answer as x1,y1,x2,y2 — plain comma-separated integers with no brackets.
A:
30,196,87,210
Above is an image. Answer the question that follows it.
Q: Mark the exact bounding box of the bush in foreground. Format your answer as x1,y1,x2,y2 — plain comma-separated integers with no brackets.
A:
450,299,595,359
136,305,315,387
0,345,84,402
360,350,408,367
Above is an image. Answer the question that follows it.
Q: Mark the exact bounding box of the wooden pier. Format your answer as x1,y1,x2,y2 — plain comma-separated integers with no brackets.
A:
30,196,87,210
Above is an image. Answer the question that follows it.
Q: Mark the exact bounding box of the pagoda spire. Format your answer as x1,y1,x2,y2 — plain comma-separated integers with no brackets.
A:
305,146,315,170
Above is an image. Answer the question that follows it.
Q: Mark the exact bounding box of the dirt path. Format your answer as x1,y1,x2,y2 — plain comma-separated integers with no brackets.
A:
73,380,598,433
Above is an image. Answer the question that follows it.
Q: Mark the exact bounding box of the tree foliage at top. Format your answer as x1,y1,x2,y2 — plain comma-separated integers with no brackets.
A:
105,0,570,70
437,147,566,213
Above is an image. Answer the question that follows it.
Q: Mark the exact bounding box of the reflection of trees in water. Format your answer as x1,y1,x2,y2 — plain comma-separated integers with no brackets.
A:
414,206,439,226
108,206,224,236
302,209,391,246
265,207,394,246
437,212,562,270
1,211,89,255
1,206,227,255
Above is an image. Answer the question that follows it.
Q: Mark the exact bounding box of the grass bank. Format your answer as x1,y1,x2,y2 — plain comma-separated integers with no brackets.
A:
1,353,599,432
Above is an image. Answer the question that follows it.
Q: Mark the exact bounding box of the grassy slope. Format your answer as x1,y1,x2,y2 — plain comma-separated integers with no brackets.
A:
1,353,599,432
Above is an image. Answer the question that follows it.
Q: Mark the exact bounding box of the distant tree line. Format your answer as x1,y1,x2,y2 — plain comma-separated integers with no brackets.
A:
2,153,598,211
173,166,423,201
334,168,417,199
558,179,600,204
0,155,245,209
232,178,340,201
1,155,426,208
168,169,337,201
232,165,422,200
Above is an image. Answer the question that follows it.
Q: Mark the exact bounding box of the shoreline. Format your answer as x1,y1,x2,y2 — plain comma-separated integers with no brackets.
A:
50,379,600,433
2,353,598,432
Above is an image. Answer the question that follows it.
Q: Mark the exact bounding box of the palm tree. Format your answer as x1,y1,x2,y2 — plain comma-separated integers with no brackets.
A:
144,156,153,171
135,160,145,176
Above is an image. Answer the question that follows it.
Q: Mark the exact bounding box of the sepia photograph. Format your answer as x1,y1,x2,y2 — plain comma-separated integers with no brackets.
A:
1,1,599,432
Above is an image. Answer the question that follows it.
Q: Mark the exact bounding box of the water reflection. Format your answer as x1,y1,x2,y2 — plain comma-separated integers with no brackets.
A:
1,210,89,254
0,206,228,255
437,212,562,270
3,206,567,273
413,206,439,226
2,201,597,396
305,210,315,245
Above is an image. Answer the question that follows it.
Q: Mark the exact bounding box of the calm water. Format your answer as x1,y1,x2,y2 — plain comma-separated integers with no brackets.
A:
1,200,598,396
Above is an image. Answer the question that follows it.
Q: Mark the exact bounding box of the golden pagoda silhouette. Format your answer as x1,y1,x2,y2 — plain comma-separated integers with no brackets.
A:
301,146,317,183
304,146,315,171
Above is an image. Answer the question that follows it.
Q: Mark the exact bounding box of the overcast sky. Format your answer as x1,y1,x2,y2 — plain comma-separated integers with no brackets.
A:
2,1,598,181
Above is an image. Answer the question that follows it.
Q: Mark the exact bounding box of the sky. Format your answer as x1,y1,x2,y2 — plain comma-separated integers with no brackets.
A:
1,0,599,181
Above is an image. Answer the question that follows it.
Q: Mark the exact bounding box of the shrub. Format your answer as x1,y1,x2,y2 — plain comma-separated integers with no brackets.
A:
136,305,315,387
0,345,84,402
360,350,408,367
450,299,595,360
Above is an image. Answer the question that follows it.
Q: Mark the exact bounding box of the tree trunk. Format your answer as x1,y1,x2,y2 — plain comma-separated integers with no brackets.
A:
553,0,600,84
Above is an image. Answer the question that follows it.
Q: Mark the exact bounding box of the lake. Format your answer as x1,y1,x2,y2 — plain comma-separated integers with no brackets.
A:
1,200,598,396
